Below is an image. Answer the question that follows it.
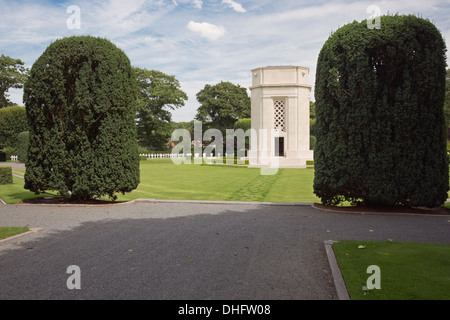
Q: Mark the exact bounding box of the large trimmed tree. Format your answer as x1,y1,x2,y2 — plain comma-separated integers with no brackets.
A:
24,36,140,201
314,15,448,208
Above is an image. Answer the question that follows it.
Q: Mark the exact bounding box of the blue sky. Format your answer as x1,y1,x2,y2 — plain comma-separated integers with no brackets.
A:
1,0,449,122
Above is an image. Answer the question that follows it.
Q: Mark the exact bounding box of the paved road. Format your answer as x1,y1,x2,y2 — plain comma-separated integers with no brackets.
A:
0,162,25,170
0,201,449,300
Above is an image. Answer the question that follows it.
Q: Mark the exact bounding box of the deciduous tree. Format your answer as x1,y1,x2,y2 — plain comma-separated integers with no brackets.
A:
135,68,187,150
195,81,250,133
0,55,28,108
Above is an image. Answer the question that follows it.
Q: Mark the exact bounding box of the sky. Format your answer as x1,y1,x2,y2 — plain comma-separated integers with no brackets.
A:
1,0,449,122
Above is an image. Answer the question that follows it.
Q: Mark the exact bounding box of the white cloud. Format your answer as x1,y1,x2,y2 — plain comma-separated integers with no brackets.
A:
193,0,203,9
2,0,449,120
187,21,226,40
0,3,63,45
0,0,170,46
222,0,247,13
170,0,203,9
82,0,170,39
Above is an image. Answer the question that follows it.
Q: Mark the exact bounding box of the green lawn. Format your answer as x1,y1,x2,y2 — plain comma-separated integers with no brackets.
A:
1,160,447,206
0,226,30,240
116,160,319,203
0,176,58,204
333,240,450,300
0,160,320,204
12,169,25,176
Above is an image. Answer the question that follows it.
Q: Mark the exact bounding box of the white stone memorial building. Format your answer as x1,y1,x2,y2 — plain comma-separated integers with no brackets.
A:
248,66,314,168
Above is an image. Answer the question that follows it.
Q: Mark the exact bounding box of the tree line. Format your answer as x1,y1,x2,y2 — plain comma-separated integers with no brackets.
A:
3,53,449,156
0,55,252,155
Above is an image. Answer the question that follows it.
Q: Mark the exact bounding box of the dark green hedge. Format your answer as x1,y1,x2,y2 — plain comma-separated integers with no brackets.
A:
17,131,29,163
0,167,13,185
0,106,28,150
23,36,140,201
314,15,448,208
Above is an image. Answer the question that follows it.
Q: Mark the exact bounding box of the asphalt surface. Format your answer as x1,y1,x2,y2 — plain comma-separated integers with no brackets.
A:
0,201,449,300
0,162,26,170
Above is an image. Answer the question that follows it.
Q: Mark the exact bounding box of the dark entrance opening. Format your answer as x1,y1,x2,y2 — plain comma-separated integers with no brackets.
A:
275,137,285,157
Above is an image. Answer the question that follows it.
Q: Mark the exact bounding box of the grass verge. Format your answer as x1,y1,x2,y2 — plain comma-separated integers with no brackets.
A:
332,240,450,300
0,176,57,204
0,227,30,240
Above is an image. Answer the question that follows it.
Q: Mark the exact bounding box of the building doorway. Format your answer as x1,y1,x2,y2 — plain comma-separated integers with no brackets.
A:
275,137,285,157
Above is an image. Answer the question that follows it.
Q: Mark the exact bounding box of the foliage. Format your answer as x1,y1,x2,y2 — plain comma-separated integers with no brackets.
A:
23,36,140,201
445,69,450,127
0,105,28,150
0,55,29,108
310,101,316,120
310,101,317,136
310,135,316,151
234,118,251,131
17,131,29,163
232,118,251,152
171,120,195,137
0,166,13,185
135,68,187,151
0,148,15,161
195,81,250,133
314,15,448,208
